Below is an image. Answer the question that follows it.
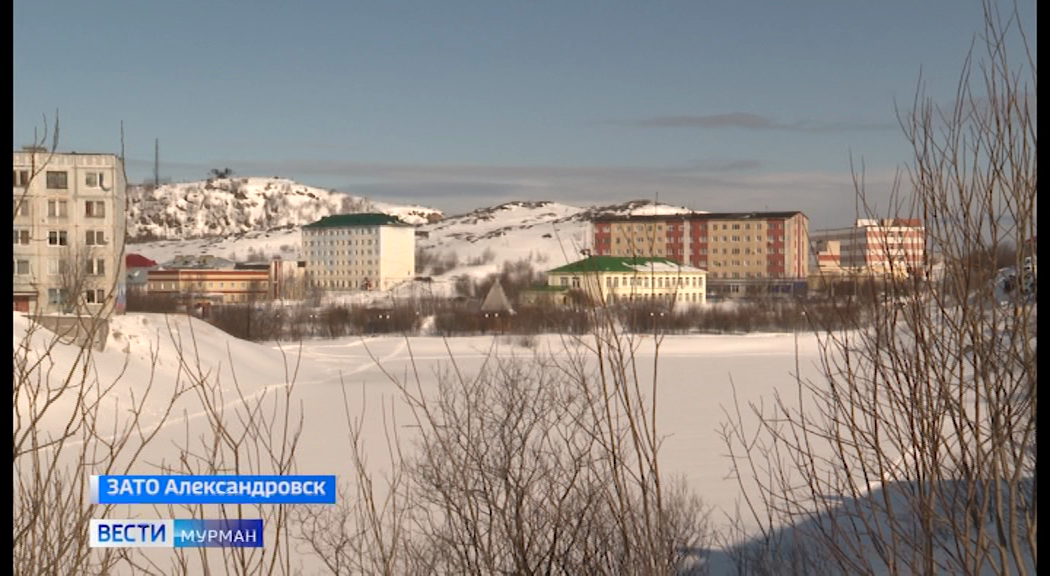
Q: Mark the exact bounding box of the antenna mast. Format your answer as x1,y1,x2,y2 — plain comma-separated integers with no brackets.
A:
154,138,160,188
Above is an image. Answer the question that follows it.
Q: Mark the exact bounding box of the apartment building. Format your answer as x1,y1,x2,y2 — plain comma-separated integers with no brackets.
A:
302,213,415,291
809,218,925,277
13,149,127,315
546,256,707,307
591,211,809,297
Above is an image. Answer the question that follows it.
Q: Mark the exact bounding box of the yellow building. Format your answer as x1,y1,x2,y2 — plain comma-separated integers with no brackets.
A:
546,256,707,307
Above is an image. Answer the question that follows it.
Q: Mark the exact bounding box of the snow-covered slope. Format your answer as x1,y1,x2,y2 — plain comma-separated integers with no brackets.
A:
126,179,694,291
127,176,443,241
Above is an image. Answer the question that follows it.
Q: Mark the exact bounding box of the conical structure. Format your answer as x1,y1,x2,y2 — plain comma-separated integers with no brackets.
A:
480,278,515,315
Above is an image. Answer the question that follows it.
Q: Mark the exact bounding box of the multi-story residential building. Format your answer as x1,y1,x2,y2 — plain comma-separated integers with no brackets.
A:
809,218,925,277
13,149,127,315
591,211,809,297
302,213,415,292
546,256,707,307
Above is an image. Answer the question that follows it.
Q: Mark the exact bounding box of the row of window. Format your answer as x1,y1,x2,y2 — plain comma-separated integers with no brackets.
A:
13,229,108,247
306,249,378,257
311,269,378,277
708,272,788,279
150,281,259,290
557,275,704,289
607,292,703,303
310,279,374,289
13,258,108,276
611,234,788,244
13,169,109,190
305,228,380,237
12,199,107,218
604,222,774,233
603,275,704,289
304,238,376,247
45,288,107,305
313,260,377,268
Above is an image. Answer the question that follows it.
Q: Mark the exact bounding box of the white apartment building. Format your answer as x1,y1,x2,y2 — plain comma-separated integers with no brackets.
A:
809,218,925,277
13,149,127,315
302,213,415,292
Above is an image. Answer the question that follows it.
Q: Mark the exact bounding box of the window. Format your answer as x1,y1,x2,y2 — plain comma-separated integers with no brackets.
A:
14,199,30,217
48,259,68,275
85,289,105,304
47,200,69,218
86,258,106,276
559,277,568,287
13,229,30,245
85,230,107,245
85,200,106,218
13,170,30,187
14,259,29,275
47,288,68,305
46,171,68,189
85,172,106,188
47,230,68,247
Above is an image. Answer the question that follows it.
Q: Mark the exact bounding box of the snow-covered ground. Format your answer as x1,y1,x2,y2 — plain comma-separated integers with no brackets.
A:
15,310,825,574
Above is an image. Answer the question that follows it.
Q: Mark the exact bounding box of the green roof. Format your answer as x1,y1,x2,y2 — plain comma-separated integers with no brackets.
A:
547,256,684,274
303,213,409,228
523,284,570,292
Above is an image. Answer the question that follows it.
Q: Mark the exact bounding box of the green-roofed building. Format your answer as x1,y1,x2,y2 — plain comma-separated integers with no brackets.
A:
302,213,415,292
546,256,706,307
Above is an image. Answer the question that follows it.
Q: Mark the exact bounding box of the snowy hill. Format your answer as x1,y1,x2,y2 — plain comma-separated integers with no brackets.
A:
127,176,444,241
126,180,695,289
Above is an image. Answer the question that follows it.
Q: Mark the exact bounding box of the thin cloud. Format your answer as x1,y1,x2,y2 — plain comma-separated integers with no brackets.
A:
627,112,894,133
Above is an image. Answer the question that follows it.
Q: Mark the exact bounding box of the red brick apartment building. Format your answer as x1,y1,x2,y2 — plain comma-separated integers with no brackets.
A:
591,211,809,297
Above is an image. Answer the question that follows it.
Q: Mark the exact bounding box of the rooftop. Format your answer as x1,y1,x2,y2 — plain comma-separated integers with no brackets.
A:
547,256,706,275
591,210,803,223
302,213,410,229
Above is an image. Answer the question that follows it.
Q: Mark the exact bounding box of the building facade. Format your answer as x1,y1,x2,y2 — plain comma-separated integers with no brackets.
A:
591,211,809,297
809,218,925,276
147,267,270,308
546,256,707,307
302,213,415,292
13,149,127,315
145,255,306,309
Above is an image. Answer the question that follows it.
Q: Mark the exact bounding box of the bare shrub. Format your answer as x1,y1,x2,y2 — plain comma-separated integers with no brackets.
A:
474,257,545,304
511,302,594,335
465,246,496,266
720,3,1037,573
415,247,438,274
348,306,421,334
125,291,180,313
321,304,353,338
429,251,460,276
432,306,484,335
296,333,713,574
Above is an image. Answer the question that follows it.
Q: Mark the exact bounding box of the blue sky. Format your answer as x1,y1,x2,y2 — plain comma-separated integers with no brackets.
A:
13,0,1034,228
